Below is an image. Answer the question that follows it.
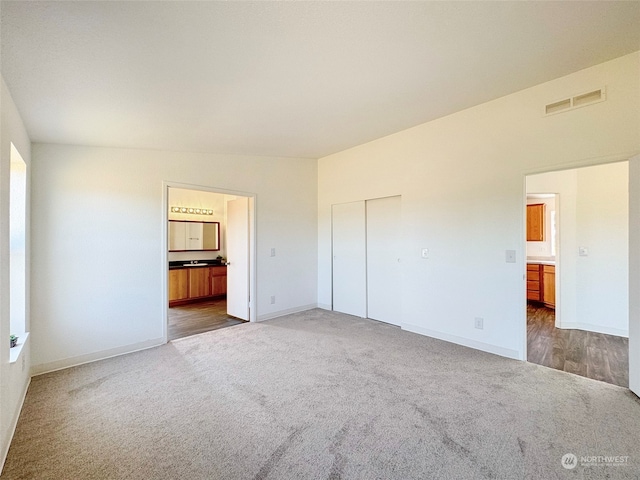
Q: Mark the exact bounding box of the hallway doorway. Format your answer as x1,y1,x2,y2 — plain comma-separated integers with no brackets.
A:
525,161,629,387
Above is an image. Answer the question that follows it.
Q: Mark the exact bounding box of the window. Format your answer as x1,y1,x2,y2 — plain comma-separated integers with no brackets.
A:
10,143,26,338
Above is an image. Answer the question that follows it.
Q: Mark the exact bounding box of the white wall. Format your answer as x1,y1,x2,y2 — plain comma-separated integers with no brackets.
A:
0,78,32,470
527,162,629,336
318,52,640,360
525,196,556,258
30,144,318,373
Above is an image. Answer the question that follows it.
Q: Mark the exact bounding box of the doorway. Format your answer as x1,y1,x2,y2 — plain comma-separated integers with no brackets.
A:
163,183,256,342
525,162,629,387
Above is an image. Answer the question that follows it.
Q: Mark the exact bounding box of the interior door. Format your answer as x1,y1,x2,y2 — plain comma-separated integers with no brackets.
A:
367,196,401,325
226,197,249,320
332,201,367,317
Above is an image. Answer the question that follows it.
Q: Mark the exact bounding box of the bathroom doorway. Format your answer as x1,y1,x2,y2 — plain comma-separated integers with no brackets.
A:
163,183,255,341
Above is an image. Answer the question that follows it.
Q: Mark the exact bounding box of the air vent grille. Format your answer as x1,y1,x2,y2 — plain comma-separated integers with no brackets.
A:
544,87,606,116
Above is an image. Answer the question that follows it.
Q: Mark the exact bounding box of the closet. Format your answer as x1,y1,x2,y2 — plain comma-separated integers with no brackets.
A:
332,196,401,325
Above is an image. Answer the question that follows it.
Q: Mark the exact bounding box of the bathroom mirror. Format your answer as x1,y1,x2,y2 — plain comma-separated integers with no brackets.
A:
169,221,220,251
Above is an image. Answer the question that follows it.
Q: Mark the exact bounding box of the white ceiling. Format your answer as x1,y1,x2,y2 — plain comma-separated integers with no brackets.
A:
2,1,639,159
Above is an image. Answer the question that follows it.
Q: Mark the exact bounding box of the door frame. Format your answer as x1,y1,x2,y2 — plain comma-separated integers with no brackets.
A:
522,152,637,395
161,181,257,343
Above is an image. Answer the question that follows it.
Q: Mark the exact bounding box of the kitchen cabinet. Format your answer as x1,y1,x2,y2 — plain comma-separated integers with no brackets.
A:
526,264,541,301
526,204,545,241
542,265,555,308
169,265,227,306
168,269,189,302
527,263,555,308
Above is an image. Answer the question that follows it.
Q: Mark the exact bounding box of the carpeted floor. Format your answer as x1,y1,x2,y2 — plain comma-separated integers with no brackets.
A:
3,309,639,479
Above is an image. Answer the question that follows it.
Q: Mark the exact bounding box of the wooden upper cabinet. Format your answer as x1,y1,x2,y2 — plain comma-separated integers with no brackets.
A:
526,203,545,241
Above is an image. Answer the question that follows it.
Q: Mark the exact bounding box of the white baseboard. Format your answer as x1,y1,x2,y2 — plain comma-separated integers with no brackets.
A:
31,337,165,377
558,322,628,338
1,376,30,475
257,304,318,322
401,323,522,360
317,303,332,311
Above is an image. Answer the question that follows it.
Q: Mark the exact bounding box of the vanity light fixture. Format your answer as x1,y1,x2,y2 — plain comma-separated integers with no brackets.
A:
170,206,214,216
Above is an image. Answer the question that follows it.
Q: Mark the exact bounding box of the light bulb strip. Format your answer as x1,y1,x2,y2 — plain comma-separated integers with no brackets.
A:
170,206,214,215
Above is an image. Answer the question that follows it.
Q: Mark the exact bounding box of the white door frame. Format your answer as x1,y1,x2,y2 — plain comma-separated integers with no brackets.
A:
161,181,257,344
522,153,636,395
628,154,639,396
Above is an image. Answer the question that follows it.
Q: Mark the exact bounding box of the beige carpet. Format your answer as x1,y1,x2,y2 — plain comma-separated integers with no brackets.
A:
3,309,640,479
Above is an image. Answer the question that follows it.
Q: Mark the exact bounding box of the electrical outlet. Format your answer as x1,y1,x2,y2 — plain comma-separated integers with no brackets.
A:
474,317,484,329
421,248,429,259
270,248,276,257
270,295,276,304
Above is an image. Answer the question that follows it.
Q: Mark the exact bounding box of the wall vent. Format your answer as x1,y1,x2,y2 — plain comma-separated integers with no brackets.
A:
544,86,606,116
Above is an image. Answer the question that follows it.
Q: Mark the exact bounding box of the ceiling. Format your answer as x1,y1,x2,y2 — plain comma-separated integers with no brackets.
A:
2,1,639,159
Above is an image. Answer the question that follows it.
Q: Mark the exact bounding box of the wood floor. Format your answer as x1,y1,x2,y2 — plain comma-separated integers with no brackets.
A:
527,304,629,387
168,297,246,341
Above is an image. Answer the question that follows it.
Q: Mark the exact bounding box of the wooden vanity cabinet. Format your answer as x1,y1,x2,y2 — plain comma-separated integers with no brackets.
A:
188,267,211,299
210,266,227,296
169,266,227,306
526,204,545,241
168,269,189,302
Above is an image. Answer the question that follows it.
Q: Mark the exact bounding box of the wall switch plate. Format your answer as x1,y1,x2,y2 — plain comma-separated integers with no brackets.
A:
474,317,484,329
270,295,276,304
421,248,429,259
270,248,276,257
579,246,588,256
506,250,516,263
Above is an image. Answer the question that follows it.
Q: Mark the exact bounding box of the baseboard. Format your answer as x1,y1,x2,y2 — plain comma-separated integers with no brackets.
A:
558,322,628,338
401,323,522,360
257,304,318,322
317,303,332,311
0,376,30,475
31,337,165,377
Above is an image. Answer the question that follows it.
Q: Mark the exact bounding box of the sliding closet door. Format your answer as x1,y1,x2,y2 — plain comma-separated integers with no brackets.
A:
332,201,367,317
367,196,401,325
